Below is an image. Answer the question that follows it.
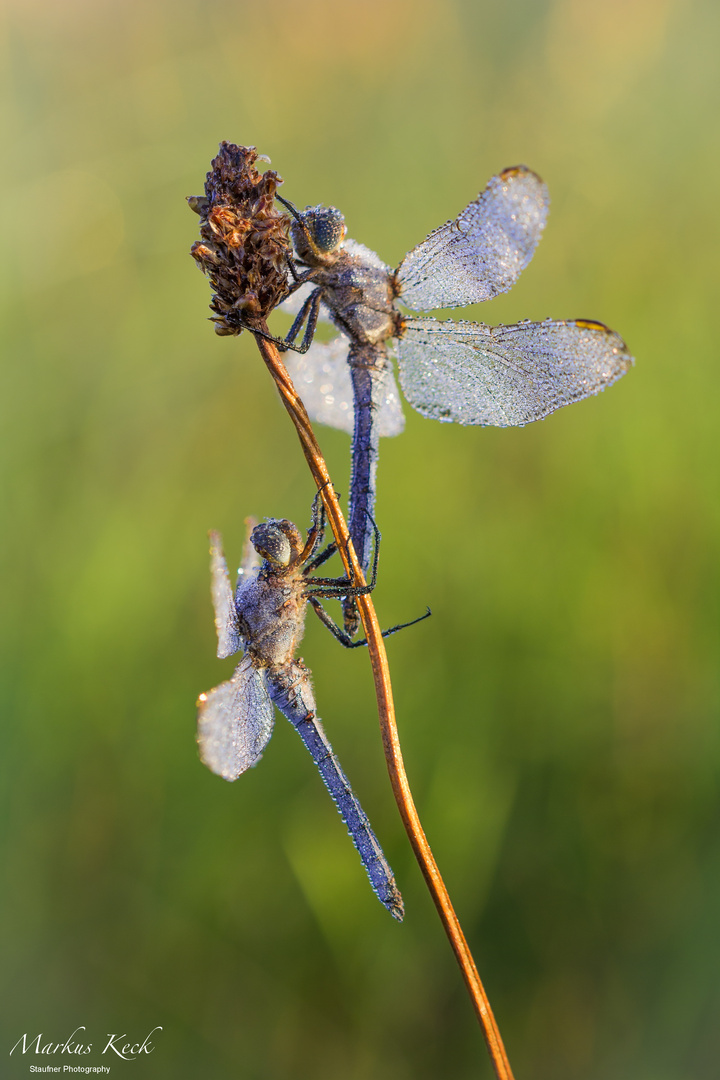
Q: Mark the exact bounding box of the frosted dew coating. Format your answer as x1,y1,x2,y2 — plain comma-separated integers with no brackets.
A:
395,166,550,311
197,653,275,780
343,237,390,274
197,519,404,920
276,164,633,632
396,318,633,426
210,529,244,659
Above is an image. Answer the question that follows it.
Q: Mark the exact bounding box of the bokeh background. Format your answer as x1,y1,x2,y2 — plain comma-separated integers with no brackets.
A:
2,0,718,1077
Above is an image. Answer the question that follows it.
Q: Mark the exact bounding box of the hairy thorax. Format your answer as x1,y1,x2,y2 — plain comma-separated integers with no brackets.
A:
236,569,307,668
314,245,398,347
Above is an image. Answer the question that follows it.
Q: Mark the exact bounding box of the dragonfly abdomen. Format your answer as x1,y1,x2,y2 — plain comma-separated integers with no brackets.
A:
343,342,394,634
347,344,387,566
267,660,405,921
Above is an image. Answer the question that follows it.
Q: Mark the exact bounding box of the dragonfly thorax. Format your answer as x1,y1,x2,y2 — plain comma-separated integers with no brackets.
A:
236,565,306,668
315,246,398,347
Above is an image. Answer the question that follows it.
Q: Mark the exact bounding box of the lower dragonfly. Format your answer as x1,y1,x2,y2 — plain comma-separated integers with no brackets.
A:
261,166,633,634
196,497,415,920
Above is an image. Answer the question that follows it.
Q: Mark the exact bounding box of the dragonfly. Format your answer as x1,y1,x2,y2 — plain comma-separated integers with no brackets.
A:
196,497,407,920
262,166,633,633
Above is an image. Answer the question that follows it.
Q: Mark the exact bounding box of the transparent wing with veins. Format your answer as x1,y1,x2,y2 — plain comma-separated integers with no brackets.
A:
209,530,244,659
283,333,406,438
197,532,274,781
197,655,275,781
396,317,633,426
395,166,549,312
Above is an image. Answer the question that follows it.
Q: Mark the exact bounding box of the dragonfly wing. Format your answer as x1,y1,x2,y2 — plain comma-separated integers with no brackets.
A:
374,363,406,438
397,317,633,426
283,334,405,438
283,334,355,434
197,654,275,781
209,531,243,659
395,166,549,311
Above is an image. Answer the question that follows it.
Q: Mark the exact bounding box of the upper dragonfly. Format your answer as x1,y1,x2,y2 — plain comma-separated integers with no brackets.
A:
268,166,633,633
196,498,406,920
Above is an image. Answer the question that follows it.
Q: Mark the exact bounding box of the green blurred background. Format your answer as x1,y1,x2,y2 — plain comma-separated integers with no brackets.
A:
1,0,718,1077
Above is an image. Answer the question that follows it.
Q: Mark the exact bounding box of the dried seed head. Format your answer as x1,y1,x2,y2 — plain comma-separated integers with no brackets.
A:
188,143,292,336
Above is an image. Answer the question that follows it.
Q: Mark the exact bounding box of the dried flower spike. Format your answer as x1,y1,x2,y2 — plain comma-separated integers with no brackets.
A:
189,143,292,336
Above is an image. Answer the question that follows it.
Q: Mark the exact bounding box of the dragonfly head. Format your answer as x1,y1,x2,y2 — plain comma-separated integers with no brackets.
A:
292,205,346,264
250,520,303,569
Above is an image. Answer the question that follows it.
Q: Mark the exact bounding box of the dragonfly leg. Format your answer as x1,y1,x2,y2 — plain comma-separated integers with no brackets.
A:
305,542,338,572
308,596,432,649
305,513,381,596
282,265,316,292
300,485,352,572
236,322,306,353
285,252,303,284
303,484,348,571
297,488,326,565
242,286,322,355
234,273,321,355
280,287,323,355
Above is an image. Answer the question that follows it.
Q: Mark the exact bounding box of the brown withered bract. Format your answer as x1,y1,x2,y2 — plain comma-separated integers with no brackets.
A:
188,143,291,336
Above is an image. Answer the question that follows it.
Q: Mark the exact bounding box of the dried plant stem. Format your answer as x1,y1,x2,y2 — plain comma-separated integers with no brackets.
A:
253,324,515,1080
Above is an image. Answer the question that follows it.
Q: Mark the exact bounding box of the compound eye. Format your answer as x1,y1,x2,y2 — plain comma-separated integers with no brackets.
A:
304,206,346,254
251,523,292,567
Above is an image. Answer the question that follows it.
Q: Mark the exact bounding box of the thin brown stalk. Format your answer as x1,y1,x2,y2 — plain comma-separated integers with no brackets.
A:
254,323,516,1080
